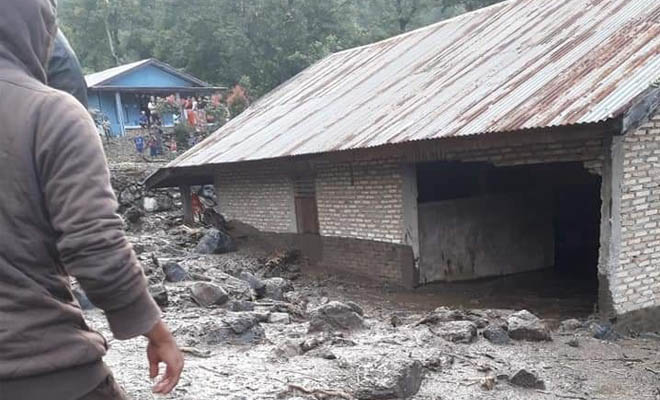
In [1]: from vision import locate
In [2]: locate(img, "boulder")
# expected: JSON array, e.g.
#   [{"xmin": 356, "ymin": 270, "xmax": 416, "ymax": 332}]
[
  {"xmin": 239, "ymin": 271, "xmax": 266, "ymax": 297},
  {"xmin": 422, "ymin": 352, "xmax": 454, "ymax": 372},
  {"xmin": 308, "ymin": 301, "xmax": 366, "ymax": 333},
  {"xmin": 483, "ymin": 325, "xmax": 510, "ymax": 345},
  {"xmin": 354, "ymin": 358, "xmax": 424, "ymax": 399},
  {"xmin": 149, "ymin": 285, "xmax": 169, "ymax": 307},
  {"xmin": 212, "ymin": 272, "xmax": 253, "ymax": 301},
  {"xmin": 191, "ymin": 282, "xmax": 229, "ymax": 307},
  {"xmin": 301, "ymin": 336, "xmax": 327, "ymax": 353},
  {"xmin": 273, "ymin": 340, "xmax": 303, "ymax": 359},
  {"xmin": 163, "ymin": 262, "xmax": 188, "ymax": 282},
  {"xmin": 124, "ymin": 207, "xmax": 143, "ymax": 223},
  {"xmin": 227, "ymin": 300, "xmax": 255, "ymax": 312},
  {"xmin": 143, "ymin": 197, "xmax": 158, "ymax": 212},
  {"xmin": 507, "ymin": 310, "xmax": 551, "ymax": 342},
  {"xmin": 306, "ymin": 348, "xmax": 337, "ymax": 360},
  {"xmin": 199, "ymin": 314, "xmax": 265, "ymax": 345},
  {"xmin": 263, "ymin": 277, "xmax": 294, "ymax": 301},
  {"xmin": 436, "ymin": 321, "xmax": 477, "ymax": 344},
  {"xmin": 589, "ymin": 322, "xmax": 619, "ymax": 340},
  {"xmin": 195, "ymin": 229, "xmax": 236, "ymax": 255},
  {"xmin": 119, "ymin": 188, "xmax": 139, "ymax": 206},
  {"xmin": 268, "ymin": 312, "xmax": 291, "ymax": 324},
  {"xmin": 346, "ymin": 301, "xmax": 365, "ymax": 316},
  {"xmin": 155, "ymin": 194, "xmax": 174, "ymax": 211},
  {"xmin": 226, "ymin": 313, "xmax": 260, "ymax": 334},
  {"xmin": 560, "ymin": 318, "xmax": 582, "ymax": 331},
  {"xmin": 73, "ymin": 288, "xmax": 95, "ymax": 310},
  {"xmin": 509, "ymin": 369, "xmax": 545, "ymax": 389}
]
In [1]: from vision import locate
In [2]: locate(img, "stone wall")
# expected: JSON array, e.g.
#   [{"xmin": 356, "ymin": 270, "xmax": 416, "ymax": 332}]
[
  {"xmin": 264, "ymin": 233, "xmax": 417, "ymax": 287},
  {"xmin": 315, "ymin": 161, "xmax": 406, "ymax": 243},
  {"xmin": 438, "ymin": 136, "xmax": 605, "ymax": 171},
  {"xmin": 215, "ymin": 168, "xmax": 297, "ymax": 233},
  {"xmin": 614, "ymin": 111, "xmax": 660, "ymax": 314},
  {"xmin": 418, "ymin": 191, "xmax": 555, "ymax": 283}
]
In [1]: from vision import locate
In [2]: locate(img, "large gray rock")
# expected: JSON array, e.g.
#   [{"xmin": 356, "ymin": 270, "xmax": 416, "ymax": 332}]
[
  {"xmin": 191, "ymin": 282, "xmax": 229, "ymax": 307},
  {"xmin": 263, "ymin": 277, "xmax": 293, "ymax": 301},
  {"xmin": 509, "ymin": 369, "xmax": 545, "ymax": 389},
  {"xmin": 273, "ymin": 340, "xmax": 303, "ymax": 359},
  {"xmin": 124, "ymin": 206, "xmax": 143, "ymax": 223},
  {"xmin": 239, "ymin": 271, "xmax": 266, "ymax": 297},
  {"xmin": 119, "ymin": 188, "xmax": 139, "ymax": 206},
  {"xmin": 195, "ymin": 229, "xmax": 236, "ymax": 254},
  {"xmin": 560, "ymin": 318, "xmax": 582, "ymax": 332},
  {"xmin": 436, "ymin": 321, "xmax": 477, "ymax": 343},
  {"xmin": 354, "ymin": 358, "xmax": 424, "ymax": 399},
  {"xmin": 197, "ymin": 314, "xmax": 265, "ymax": 345},
  {"xmin": 346, "ymin": 301, "xmax": 365, "ymax": 316},
  {"xmin": 268, "ymin": 312, "xmax": 291, "ymax": 324},
  {"xmin": 308, "ymin": 301, "xmax": 366, "ymax": 333},
  {"xmin": 143, "ymin": 197, "xmax": 158, "ymax": 212},
  {"xmin": 483, "ymin": 325, "xmax": 510, "ymax": 345},
  {"xmin": 163, "ymin": 262, "xmax": 188, "ymax": 282},
  {"xmin": 227, "ymin": 300, "xmax": 255, "ymax": 312},
  {"xmin": 149, "ymin": 285, "xmax": 169, "ymax": 307},
  {"xmin": 589, "ymin": 321, "xmax": 618, "ymax": 340},
  {"xmin": 507, "ymin": 310, "xmax": 551, "ymax": 342},
  {"xmin": 143, "ymin": 194, "xmax": 174, "ymax": 212}
]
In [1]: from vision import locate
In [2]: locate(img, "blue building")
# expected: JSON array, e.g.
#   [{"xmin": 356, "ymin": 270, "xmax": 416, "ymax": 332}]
[{"xmin": 86, "ymin": 58, "xmax": 223, "ymax": 136}]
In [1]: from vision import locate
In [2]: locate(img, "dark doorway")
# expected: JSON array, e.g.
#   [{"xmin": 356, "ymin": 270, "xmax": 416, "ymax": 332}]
[
  {"xmin": 294, "ymin": 176, "xmax": 319, "ymax": 234},
  {"xmin": 415, "ymin": 161, "xmax": 601, "ymax": 311}
]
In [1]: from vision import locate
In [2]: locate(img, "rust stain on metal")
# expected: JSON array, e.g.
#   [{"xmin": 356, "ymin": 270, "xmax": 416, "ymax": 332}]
[{"xmin": 165, "ymin": 0, "xmax": 660, "ymax": 169}]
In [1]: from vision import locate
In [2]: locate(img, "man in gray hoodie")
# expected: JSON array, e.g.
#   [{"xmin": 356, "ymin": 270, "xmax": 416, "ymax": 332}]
[{"xmin": 0, "ymin": 0, "xmax": 184, "ymax": 399}]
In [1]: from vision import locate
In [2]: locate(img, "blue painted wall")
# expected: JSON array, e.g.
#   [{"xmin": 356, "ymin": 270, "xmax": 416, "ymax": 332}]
[
  {"xmin": 106, "ymin": 64, "xmax": 193, "ymax": 88},
  {"xmin": 89, "ymin": 91, "xmax": 122, "ymax": 135},
  {"xmin": 87, "ymin": 63, "xmax": 202, "ymax": 136}
]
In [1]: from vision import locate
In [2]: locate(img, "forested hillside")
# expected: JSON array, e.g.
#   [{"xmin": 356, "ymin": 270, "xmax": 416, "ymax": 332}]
[{"xmin": 59, "ymin": 0, "xmax": 502, "ymax": 98}]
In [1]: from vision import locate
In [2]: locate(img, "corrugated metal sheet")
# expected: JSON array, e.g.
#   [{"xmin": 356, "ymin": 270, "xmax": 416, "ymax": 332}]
[{"xmin": 171, "ymin": 0, "xmax": 660, "ymax": 168}]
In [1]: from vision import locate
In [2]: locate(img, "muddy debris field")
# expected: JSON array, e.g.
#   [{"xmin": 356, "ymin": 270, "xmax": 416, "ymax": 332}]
[{"xmin": 80, "ymin": 157, "xmax": 660, "ymax": 400}]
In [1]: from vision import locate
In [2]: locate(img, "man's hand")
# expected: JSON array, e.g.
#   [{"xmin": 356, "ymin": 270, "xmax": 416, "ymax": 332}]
[{"xmin": 145, "ymin": 320, "xmax": 184, "ymax": 394}]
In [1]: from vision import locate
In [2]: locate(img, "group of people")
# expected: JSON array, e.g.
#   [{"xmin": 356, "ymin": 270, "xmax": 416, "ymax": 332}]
[
  {"xmin": 133, "ymin": 129, "xmax": 178, "ymax": 158},
  {"xmin": 139, "ymin": 96, "xmax": 162, "ymax": 129}
]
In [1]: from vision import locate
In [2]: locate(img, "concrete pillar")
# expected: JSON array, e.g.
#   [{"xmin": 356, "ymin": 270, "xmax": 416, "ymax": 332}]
[
  {"xmin": 114, "ymin": 92, "xmax": 125, "ymax": 136},
  {"xmin": 180, "ymin": 185, "xmax": 194, "ymax": 226},
  {"xmin": 401, "ymin": 164, "xmax": 420, "ymax": 264},
  {"xmin": 175, "ymin": 93, "xmax": 183, "ymax": 124},
  {"xmin": 598, "ymin": 135, "xmax": 624, "ymax": 319}
]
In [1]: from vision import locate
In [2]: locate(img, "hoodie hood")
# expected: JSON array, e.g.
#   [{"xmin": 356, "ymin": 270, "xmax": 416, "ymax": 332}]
[{"xmin": 0, "ymin": 0, "xmax": 58, "ymax": 83}]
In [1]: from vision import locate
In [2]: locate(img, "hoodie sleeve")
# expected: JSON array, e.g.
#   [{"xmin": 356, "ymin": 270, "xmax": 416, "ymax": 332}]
[{"xmin": 34, "ymin": 92, "xmax": 160, "ymax": 340}]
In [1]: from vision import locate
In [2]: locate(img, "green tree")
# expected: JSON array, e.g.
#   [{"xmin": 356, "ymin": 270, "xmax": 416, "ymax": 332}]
[{"xmin": 58, "ymin": 0, "xmax": 503, "ymax": 98}]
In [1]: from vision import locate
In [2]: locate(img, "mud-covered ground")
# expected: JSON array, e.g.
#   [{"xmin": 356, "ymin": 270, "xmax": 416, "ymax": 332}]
[{"xmin": 90, "ymin": 152, "xmax": 660, "ymax": 400}]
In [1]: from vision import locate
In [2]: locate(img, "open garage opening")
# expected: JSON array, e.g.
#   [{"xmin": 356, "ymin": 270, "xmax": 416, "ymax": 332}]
[{"xmin": 415, "ymin": 161, "xmax": 601, "ymax": 315}]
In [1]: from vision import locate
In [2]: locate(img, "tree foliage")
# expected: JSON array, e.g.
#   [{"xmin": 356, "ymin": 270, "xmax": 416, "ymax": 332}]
[{"xmin": 58, "ymin": 0, "xmax": 503, "ymax": 98}]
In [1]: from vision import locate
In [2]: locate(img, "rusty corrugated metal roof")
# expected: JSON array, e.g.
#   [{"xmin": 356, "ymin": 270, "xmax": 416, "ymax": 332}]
[{"xmin": 170, "ymin": 0, "xmax": 660, "ymax": 168}]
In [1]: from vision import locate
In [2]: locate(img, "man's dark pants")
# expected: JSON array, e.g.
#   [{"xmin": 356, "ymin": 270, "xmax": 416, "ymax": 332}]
[{"xmin": 77, "ymin": 375, "xmax": 129, "ymax": 400}]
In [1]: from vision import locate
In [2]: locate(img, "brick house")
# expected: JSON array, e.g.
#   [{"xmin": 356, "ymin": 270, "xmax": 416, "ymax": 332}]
[{"xmin": 148, "ymin": 0, "xmax": 660, "ymax": 327}]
